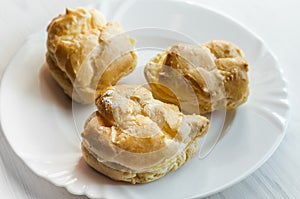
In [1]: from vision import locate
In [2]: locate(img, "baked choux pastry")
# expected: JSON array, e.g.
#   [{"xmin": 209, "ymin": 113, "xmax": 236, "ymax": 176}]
[
  {"xmin": 144, "ymin": 40, "xmax": 249, "ymax": 114},
  {"xmin": 46, "ymin": 8, "xmax": 137, "ymax": 104},
  {"xmin": 81, "ymin": 85, "xmax": 209, "ymax": 184}
]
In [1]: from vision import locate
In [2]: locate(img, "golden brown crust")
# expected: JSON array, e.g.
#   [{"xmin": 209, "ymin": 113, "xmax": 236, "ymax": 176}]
[
  {"xmin": 46, "ymin": 52, "xmax": 74, "ymax": 99},
  {"xmin": 90, "ymin": 85, "xmax": 209, "ymax": 153},
  {"xmin": 81, "ymin": 135, "xmax": 201, "ymax": 184},
  {"xmin": 46, "ymin": 8, "xmax": 137, "ymax": 104},
  {"xmin": 81, "ymin": 85, "xmax": 210, "ymax": 184},
  {"xmin": 144, "ymin": 40, "xmax": 249, "ymax": 114},
  {"xmin": 203, "ymin": 40, "xmax": 245, "ymax": 59},
  {"xmin": 204, "ymin": 40, "xmax": 249, "ymax": 109}
]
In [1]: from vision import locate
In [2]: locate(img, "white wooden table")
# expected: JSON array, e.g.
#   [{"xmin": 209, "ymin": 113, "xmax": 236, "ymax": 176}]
[{"xmin": 1, "ymin": 0, "xmax": 299, "ymax": 198}]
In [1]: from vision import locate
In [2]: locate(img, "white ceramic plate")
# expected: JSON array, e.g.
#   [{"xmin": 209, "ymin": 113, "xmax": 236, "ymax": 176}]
[{"xmin": 0, "ymin": 0, "xmax": 289, "ymax": 198}]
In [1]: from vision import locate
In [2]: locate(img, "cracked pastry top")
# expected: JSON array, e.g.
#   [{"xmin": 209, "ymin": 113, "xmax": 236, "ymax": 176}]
[
  {"xmin": 81, "ymin": 85, "xmax": 210, "ymax": 184},
  {"xmin": 46, "ymin": 8, "xmax": 137, "ymax": 104},
  {"xmin": 144, "ymin": 40, "xmax": 249, "ymax": 114}
]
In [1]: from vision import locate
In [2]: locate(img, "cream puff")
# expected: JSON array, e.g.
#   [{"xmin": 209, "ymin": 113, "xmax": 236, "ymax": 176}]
[
  {"xmin": 144, "ymin": 40, "xmax": 249, "ymax": 114},
  {"xmin": 46, "ymin": 8, "xmax": 137, "ymax": 104},
  {"xmin": 81, "ymin": 85, "xmax": 209, "ymax": 184}
]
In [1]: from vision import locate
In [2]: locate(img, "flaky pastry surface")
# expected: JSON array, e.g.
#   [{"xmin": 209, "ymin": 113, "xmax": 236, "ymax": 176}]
[
  {"xmin": 46, "ymin": 8, "xmax": 137, "ymax": 103},
  {"xmin": 144, "ymin": 40, "xmax": 249, "ymax": 114},
  {"xmin": 81, "ymin": 85, "xmax": 209, "ymax": 183}
]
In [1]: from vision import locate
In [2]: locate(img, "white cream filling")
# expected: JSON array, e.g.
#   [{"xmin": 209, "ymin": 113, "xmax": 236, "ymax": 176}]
[
  {"xmin": 82, "ymin": 135, "xmax": 186, "ymax": 172},
  {"xmin": 82, "ymin": 112, "xmax": 206, "ymax": 172}
]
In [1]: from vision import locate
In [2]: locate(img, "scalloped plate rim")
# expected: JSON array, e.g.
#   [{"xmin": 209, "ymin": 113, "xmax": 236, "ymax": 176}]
[{"xmin": 0, "ymin": 0, "xmax": 290, "ymax": 198}]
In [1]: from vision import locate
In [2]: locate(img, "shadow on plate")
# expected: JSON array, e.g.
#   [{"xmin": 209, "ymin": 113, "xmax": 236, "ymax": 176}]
[
  {"xmin": 220, "ymin": 109, "xmax": 236, "ymax": 140},
  {"xmin": 38, "ymin": 64, "xmax": 72, "ymax": 110}
]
